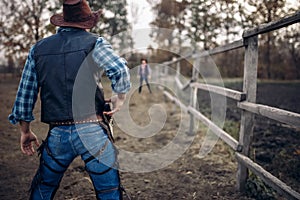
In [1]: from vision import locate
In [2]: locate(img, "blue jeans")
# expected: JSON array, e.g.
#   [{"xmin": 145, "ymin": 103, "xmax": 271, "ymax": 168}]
[
  {"xmin": 138, "ymin": 76, "xmax": 152, "ymax": 93},
  {"xmin": 30, "ymin": 123, "xmax": 121, "ymax": 200}
]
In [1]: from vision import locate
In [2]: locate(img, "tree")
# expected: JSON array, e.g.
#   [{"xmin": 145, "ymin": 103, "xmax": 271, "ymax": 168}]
[
  {"xmin": 246, "ymin": 0, "xmax": 289, "ymax": 79},
  {"xmin": 88, "ymin": 0, "xmax": 133, "ymax": 53},
  {"xmin": 215, "ymin": 0, "xmax": 248, "ymax": 44},
  {"xmin": 149, "ymin": 0, "xmax": 190, "ymax": 61},
  {"xmin": 187, "ymin": 0, "xmax": 221, "ymax": 51},
  {"xmin": 277, "ymin": 24, "xmax": 300, "ymax": 79},
  {"xmin": 213, "ymin": 0, "xmax": 248, "ymax": 78},
  {"xmin": 0, "ymin": 0, "xmax": 133, "ymax": 68},
  {"xmin": 0, "ymin": 0, "xmax": 55, "ymax": 68}
]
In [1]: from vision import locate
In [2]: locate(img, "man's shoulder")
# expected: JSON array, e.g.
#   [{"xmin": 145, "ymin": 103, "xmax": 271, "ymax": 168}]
[
  {"xmin": 36, "ymin": 33, "xmax": 59, "ymax": 46},
  {"xmin": 88, "ymin": 31, "xmax": 100, "ymax": 38}
]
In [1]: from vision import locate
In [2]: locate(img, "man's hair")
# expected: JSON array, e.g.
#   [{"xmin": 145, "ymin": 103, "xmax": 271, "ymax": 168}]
[{"xmin": 140, "ymin": 58, "xmax": 148, "ymax": 63}]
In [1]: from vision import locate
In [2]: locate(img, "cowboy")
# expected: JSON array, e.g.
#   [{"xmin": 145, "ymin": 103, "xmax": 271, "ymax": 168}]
[
  {"xmin": 138, "ymin": 58, "xmax": 152, "ymax": 93},
  {"xmin": 8, "ymin": 0, "xmax": 131, "ymax": 199}
]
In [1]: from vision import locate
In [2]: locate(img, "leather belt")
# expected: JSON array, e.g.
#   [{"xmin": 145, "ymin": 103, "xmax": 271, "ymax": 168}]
[
  {"xmin": 49, "ymin": 115, "xmax": 103, "ymax": 126},
  {"xmin": 48, "ymin": 115, "xmax": 115, "ymax": 143}
]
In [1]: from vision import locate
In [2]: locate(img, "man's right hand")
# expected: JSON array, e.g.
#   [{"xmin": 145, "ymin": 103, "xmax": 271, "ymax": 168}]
[{"xmin": 103, "ymin": 93, "xmax": 126, "ymax": 116}]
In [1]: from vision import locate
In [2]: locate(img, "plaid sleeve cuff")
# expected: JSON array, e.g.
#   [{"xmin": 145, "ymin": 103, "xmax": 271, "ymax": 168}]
[{"xmin": 8, "ymin": 112, "xmax": 35, "ymax": 125}]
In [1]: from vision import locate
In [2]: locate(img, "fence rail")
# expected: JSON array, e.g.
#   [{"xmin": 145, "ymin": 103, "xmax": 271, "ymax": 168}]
[
  {"xmin": 235, "ymin": 153, "xmax": 300, "ymax": 200},
  {"xmin": 187, "ymin": 106, "xmax": 240, "ymax": 151},
  {"xmin": 190, "ymin": 82, "xmax": 246, "ymax": 101},
  {"xmin": 192, "ymin": 39, "xmax": 244, "ymax": 58},
  {"xmin": 156, "ymin": 10, "xmax": 300, "ymax": 200},
  {"xmin": 238, "ymin": 102, "xmax": 300, "ymax": 128},
  {"xmin": 243, "ymin": 11, "xmax": 300, "ymax": 38}
]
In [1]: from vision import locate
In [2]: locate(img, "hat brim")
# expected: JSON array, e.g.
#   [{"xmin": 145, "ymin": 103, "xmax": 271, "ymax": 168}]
[{"xmin": 50, "ymin": 10, "xmax": 102, "ymax": 29}]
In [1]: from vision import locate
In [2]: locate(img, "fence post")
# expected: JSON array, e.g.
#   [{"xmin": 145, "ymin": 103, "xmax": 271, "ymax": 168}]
[
  {"xmin": 172, "ymin": 62, "xmax": 181, "ymax": 113},
  {"xmin": 155, "ymin": 65, "xmax": 160, "ymax": 85},
  {"xmin": 188, "ymin": 57, "xmax": 200, "ymax": 135},
  {"xmin": 237, "ymin": 36, "xmax": 258, "ymax": 192},
  {"xmin": 163, "ymin": 64, "xmax": 169, "ymax": 88},
  {"xmin": 176, "ymin": 62, "xmax": 180, "ymax": 78}
]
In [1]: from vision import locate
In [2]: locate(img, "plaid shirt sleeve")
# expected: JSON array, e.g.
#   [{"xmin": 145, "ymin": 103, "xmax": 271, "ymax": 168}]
[
  {"xmin": 8, "ymin": 46, "xmax": 38, "ymax": 125},
  {"xmin": 92, "ymin": 37, "xmax": 131, "ymax": 93}
]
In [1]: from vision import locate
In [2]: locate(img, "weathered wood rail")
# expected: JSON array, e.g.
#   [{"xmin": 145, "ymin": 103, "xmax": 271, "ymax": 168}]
[{"xmin": 155, "ymin": 11, "xmax": 300, "ymax": 200}]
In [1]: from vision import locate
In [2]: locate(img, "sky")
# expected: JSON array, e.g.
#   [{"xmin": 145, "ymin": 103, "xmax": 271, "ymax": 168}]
[
  {"xmin": 126, "ymin": 0, "xmax": 154, "ymax": 29},
  {"xmin": 126, "ymin": 0, "xmax": 156, "ymax": 52}
]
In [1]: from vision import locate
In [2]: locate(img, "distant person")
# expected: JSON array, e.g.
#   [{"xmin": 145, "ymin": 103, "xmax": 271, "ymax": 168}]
[
  {"xmin": 8, "ymin": 0, "xmax": 131, "ymax": 199},
  {"xmin": 138, "ymin": 58, "xmax": 152, "ymax": 93}
]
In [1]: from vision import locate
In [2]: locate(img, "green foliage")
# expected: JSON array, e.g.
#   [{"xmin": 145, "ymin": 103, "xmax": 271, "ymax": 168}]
[
  {"xmin": 272, "ymin": 148, "xmax": 300, "ymax": 184},
  {"xmin": 246, "ymin": 172, "xmax": 276, "ymax": 200},
  {"xmin": 223, "ymin": 120, "xmax": 240, "ymax": 140}
]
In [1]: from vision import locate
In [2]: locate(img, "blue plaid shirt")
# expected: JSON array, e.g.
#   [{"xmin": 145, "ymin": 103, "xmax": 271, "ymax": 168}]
[{"xmin": 9, "ymin": 27, "xmax": 131, "ymax": 124}]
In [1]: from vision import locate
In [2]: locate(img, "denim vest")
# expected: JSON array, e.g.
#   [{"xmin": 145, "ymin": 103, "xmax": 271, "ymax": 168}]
[
  {"xmin": 138, "ymin": 64, "xmax": 150, "ymax": 77},
  {"xmin": 34, "ymin": 29, "xmax": 104, "ymax": 123}
]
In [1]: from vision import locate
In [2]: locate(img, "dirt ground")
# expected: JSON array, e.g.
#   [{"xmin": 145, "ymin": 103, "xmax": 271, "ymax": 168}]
[{"xmin": 0, "ymin": 76, "xmax": 259, "ymax": 200}]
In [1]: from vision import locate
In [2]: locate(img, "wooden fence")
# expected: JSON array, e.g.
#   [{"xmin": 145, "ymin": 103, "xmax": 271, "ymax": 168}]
[{"xmin": 155, "ymin": 11, "xmax": 300, "ymax": 200}]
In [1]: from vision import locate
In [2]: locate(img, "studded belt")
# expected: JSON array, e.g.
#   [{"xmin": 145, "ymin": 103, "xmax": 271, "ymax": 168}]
[{"xmin": 49, "ymin": 115, "xmax": 103, "ymax": 126}]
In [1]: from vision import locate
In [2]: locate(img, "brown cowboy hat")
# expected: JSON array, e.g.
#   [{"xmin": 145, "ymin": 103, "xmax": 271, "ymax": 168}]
[{"xmin": 50, "ymin": 0, "xmax": 102, "ymax": 29}]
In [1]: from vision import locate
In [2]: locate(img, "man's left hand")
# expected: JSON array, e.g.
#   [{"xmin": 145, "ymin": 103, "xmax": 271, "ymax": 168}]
[{"xmin": 19, "ymin": 121, "xmax": 40, "ymax": 156}]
